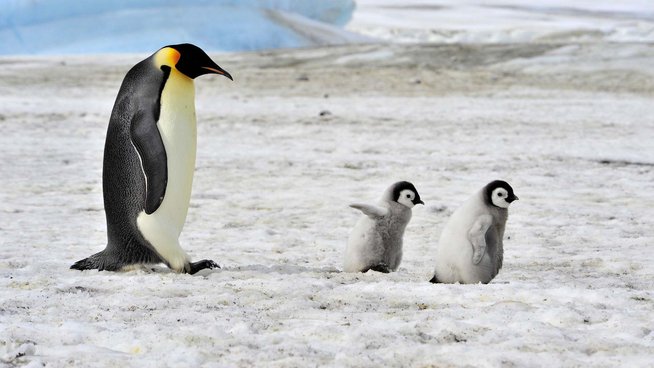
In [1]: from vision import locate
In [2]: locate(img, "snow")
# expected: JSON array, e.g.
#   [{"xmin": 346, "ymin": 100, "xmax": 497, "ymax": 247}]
[
  {"xmin": 0, "ymin": 0, "xmax": 359, "ymax": 55},
  {"xmin": 349, "ymin": 0, "xmax": 654, "ymax": 44},
  {"xmin": 2, "ymin": 1, "xmax": 654, "ymax": 367}
]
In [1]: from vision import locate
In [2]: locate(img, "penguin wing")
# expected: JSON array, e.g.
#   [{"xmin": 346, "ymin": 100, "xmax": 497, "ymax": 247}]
[
  {"xmin": 130, "ymin": 110, "xmax": 168, "ymax": 214},
  {"xmin": 350, "ymin": 203, "xmax": 388, "ymax": 219},
  {"xmin": 468, "ymin": 214, "xmax": 493, "ymax": 265}
]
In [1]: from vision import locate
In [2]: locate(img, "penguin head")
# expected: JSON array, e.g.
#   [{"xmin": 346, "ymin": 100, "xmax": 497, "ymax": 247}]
[
  {"xmin": 391, "ymin": 181, "xmax": 424, "ymax": 208},
  {"xmin": 484, "ymin": 180, "xmax": 518, "ymax": 209},
  {"xmin": 154, "ymin": 43, "xmax": 233, "ymax": 80}
]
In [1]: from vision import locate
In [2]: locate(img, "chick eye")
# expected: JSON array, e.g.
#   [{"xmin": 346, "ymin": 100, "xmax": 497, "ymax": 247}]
[
  {"xmin": 406, "ymin": 194, "xmax": 411, "ymax": 198},
  {"xmin": 498, "ymin": 193, "xmax": 504, "ymax": 197}
]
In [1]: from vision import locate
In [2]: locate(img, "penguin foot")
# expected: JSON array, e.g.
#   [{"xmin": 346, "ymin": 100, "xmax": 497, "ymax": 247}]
[
  {"xmin": 429, "ymin": 275, "xmax": 441, "ymax": 284},
  {"xmin": 365, "ymin": 263, "xmax": 390, "ymax": 274},
  {"xmin": 189, "ymin": 259, "xmax": 220, "ymax": 275}
]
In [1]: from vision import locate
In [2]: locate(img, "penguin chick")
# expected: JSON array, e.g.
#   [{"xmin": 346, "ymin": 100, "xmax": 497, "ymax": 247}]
[
  {"xmin": 344, "ymin": 181, "xmax": 424, "ymax": 273},
  {"xmin": 430, "ymin": 180, "xmax": 518, "ymax": 284},
  {"xmin": 71, "ymin": 44, "xmax": 232, "ymax": 274}
]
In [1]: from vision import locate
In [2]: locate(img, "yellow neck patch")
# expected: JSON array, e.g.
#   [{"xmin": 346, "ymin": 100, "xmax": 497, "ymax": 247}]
[{"xmin": 154, "ymin": 47, "xmax": 181, "ymax": 68}]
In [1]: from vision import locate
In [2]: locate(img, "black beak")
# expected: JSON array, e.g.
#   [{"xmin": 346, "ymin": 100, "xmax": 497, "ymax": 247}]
[
  {"xmin": 414, "ymin": 199, "xmax": 425, "ymax": 205},
  {"xmin": 202, "ymin": 65, "xmax": 233, "ymax": 81},
  {"xmin": 507, "ymin": 194, "xmax": 519, "ymax": 203}
]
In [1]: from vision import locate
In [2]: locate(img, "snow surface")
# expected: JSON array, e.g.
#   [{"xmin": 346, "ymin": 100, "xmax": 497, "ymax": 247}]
[
  {"xmin": 349, "ymin": 0, "xmax": 654, "ymax": 44},
  {"xmin": 0, "ymin": 0, "xmax": 360, "ymax": 55},
  {"xmin": 1, "ymin": 41, "xmax": 653, "ymax": 366},
  {"xmin": 2, "ymin": 1, "xmax": 654, "ymax": 367}
]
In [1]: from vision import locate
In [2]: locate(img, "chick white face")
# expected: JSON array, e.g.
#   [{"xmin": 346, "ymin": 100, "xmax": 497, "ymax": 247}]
[
  {"xmin": 491, "ymin": 187, "xmax": 512, "ymax": 209},
  {"xmin": 397, "ymin": 189, "xmax": 418, "ymax": 208},
  {"xmin": 390, "ymin": 181, "xmax": 424, "ymax": 208}
]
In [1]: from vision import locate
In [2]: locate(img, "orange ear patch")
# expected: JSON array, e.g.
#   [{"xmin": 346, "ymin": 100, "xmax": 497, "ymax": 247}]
[{"xmin": 154, "ymin": 47, "xmax": 181, "ymax": 67}]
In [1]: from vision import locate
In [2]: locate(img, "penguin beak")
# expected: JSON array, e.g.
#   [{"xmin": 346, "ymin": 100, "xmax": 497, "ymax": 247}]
[
  {"xmin": 414, "ymin": 199, "xmax": 425, "ymax": 205},
  {"xmin": 507, "ymin": 194, "xmax": 519, "ymax": 203},
  {"xmin": 202, "ymin": 66, "xmax": 233, "ymax": 81}
]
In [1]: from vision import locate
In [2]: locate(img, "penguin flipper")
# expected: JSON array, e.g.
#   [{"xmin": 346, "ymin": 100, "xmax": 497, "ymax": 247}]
[
  {"xmin": 429, "ymin": 275, "xmax": 441, "ymax": 283},
  {"xmin": 130, "ymin": 110, "xmax": 168, "ymax": 215},
  {"xmin": 468, "ymin": 214, "xmax": 493, "ymax": 265},
  {"xmin": 349, "ymin": 203, "xmax": 388, "ymax": 219}
]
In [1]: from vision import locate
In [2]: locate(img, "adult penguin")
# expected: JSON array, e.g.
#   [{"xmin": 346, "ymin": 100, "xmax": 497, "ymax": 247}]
[{"xmin": 71, "ymin": 44, "xmax": 232, "ymax": 274}]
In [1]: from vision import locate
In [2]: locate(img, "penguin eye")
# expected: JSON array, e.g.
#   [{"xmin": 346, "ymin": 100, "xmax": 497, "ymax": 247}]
[{"xmin": 498, "ymin": 193, "xmax": 504, "ymax": 197}]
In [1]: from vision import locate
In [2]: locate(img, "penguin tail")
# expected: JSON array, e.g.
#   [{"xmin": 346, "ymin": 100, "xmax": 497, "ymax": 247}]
[
  {"xmin": 70, "ymin": 251, "xmax": 105, "ymax": 271},
  {"xmin": 429, "ymin": 275, "xmax": 441, "ymax": 284},
  {"xmin": 70, "ymin": 257, "xmax": 98, "ymax": 271}
]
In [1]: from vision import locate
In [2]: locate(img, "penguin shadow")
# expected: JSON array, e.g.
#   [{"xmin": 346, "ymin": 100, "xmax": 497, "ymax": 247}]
[
  {"xmin": 120, "ymin": 264, "xmax": 341, "ymax": 277},
  {"xmin": 121, "ymin": 264, "xmax": 220, "ymax": 276},
  {"xmin": 222, "ymin": 264, "xmax": 341, "ymax": 275}
]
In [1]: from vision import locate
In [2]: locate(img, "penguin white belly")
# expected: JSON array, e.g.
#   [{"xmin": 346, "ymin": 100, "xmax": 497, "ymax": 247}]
[
  {"xmin": 137, "ymin": 69, "xmax": 196, "ymax": 271},
  {"xmin": 434, "ymin": 220, "xmax": 470, "ymax": 283},
  {"xmin": 435, "ymin": 199, "xmax": 494, "ymax": 283},
  {"xmin": 435, "ymin": 202, "xmax": 477, "ymax": 283}
]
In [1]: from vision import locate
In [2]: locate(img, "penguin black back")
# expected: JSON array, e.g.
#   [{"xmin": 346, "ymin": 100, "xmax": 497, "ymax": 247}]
[{"xmin": 75, "ymin": 55, "xmax": 171, "ymax": 271}]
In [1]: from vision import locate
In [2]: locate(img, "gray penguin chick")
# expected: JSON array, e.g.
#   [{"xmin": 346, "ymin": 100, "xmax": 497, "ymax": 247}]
[
  {"xmin": 344, "ymin": 181, "xmax": 424, "ymax": 273},
  {"xmin": 430, "ymin": 180, "xmax": 518, "ymax": 284}
]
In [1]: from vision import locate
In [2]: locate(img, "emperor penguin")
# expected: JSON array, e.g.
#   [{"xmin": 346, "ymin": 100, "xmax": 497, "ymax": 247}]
[
  {"xmin": 344, "ymin": 181, "xmax": 424, "ymax": 273},
  {"xmin": 71, "ymin": 43, "xmax": 232, "ymax": 274},
  {"xmin": 430, "ymin": 180, "xmax": 518, "ymax": 284}
]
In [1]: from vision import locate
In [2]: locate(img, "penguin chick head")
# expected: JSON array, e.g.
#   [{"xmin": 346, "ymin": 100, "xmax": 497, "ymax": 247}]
[
  {"xmin": 391, "ymin": 181, "xmax": 424, "ymax": 208},
  {"xmin": 155, "ymin": 43, "xmax": 233, "ymax": 80},
  {"xmin": 484, "ymin": 180, "xmax": 518, "ymax": 209}
]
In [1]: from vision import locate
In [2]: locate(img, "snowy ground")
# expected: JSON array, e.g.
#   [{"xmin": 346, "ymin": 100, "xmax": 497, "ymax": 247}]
[
  {"xmin": 349, "ymin": 0, "xmax": 654, "ymax": 44},
  {"xmin": 1, "ymin": 35, "xmax": 654, "ymax": 368}
]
